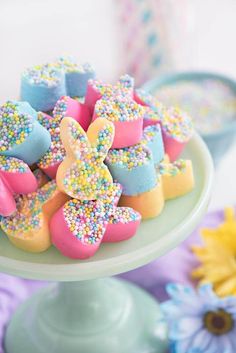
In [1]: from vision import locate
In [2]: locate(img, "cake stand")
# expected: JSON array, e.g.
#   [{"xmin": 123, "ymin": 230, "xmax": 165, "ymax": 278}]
[{"xmin": 0, "ymin": 133, "xmax": 214, "ymax": 353}]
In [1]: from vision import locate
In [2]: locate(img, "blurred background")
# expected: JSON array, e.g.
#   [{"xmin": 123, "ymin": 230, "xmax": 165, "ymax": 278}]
[{"xmin": 0, "ymin": 0, "xmax": 235, "ymax": 209}]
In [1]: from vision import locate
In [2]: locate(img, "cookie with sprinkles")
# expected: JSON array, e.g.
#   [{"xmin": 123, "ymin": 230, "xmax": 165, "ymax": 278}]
[
  {"xmin": 1, "ymin": 180, "xmax": 69, "ymax": 253},
  {"xmin": 93, "ymin": 96, "xmax": 144, "ymax": 148},
  {"xmin": 56, "ymin": 117, "xmax": 115, "ymax": 200},
  {"xmin": 37, "ymin": 97, "xmax": 91, "ymax": 178},
  {"xmin": 161, "ymin": 107, "xmax": 194, "ymax": 161},
  {"xmin": 85, "ymin": 74, "xmax": 134, "ymax": 111},
  {"xmin": 157, "ymin": 159, "xmax": 194, "ymax": 200},
  {"xmin": 53, "ymin": 57, "xmax": 95, "ymax": 97},
  {"xmin": 0, "ymin": 100, "xmax": 51, "ymax": 165},
  {"xmin": 106, "ymin": 144, "xmax": 157, "ymax": 196},
  {"xmin": 50, "ymin": 198, "xmax": 108, "ymax": 259}
]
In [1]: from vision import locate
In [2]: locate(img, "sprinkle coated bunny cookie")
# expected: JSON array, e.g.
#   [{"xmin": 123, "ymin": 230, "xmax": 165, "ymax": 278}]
[
  {"xmin": 21, "ymin": 57, "xmax": 95, "ymax": 112},
  {"xmin": 1, "ymin": 180, "xmax": 69, "ymax": 253},
  {"xmin": 0, "ymin": 101, "xmax": 51, "ymax": 165},
  {"xmin": 56, "ymin": 117, "xmax": 115, "ymax": 200},
  {"xmin": 0, "ymin": 155, "xmax": 38, "ymax": 216}
]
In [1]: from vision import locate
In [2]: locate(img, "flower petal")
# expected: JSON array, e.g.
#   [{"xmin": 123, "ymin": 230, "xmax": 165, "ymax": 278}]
[
  {"xmin": 183, "ymin": 329, "xmax": 212, "ymax": 353},
  {"xmin": 169, "ymin": 316, "xmax": 202, "ymax": 340},
  {"xmin": 166, "ymin": 283, "xmax": 197, "ymax": 303},
  {"xmin": 174, "ymin": 338, "xmax": 192, "ymax": 353}
]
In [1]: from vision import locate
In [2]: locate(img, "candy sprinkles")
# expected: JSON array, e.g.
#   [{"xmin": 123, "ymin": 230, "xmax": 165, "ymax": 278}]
[
  {"xmin": 37, "ymin": 111, "xmax": 65, "ymax": 169},
  {"xmin": 155, "ymin": 79, "xmax": 236, "ymax": 134},
  {"xmin": 162, "ymin": 107, "xmax": 193, "ymax": 142},
  {"xmin": 53, "ymin": 57, "xmax": 94, "ymax": 74},
  {"xmin": 135, "ymin": 88, "xmax": 165, "ymax": 116},
  {"xmin": 157, "ymin": 159, "xmax": 187, "ymax": 176},
  {"xmin": 0, "ymin": 101, "xmax": 33, "ymax": 152},
  {"xmin": 63, "ymin": 199, "xmax": 108, "ymax": 244},
  {"xmin": 95, "ymin": 97, "xmax": 144, "ymax": 122},
  {"xmin": 0, "ymin": 155, "xmax": 29, "ymax": 173},
  {"xmin": 22, "ymin": 63, "xmax": 61, "ymax": 86},
  {"xmin": 109, "ymin": 207, "xmax": 141, "ymax": 225},
  {"xmin": 106, "ymin": 145, "xmax": 152, "ymax": 170},
  {"xmin": 1, "ymin": 181, "xmax": 57, "ymax": 235}
]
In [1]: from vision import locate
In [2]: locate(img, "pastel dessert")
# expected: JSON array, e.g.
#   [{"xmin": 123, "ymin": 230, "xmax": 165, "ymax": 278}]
[
  {"xmin": 119, "ymin": 176, "xmax": 164, "ymax": 219},
  {"xmin": 106, "ymin": 144, "xmax": 156, "ymax": 195},
  {"xmin": 102, "ymin": 207, "xmax": 141, "ymax": 242},
  {"xmin": 141, "ymin": 124, "xmax": 164, "ymax": 165},
  {"xmin": 21, "ymin": 57, "xmax": 95, "ymax": 111},
  {"xmin": 21, "ymin": 63, "xmax": 66, "ymax": 112},
  {"xmin": 37, "ymin": 97, "xmax": 91, "ymax": 178},
  {"xmin": 100, "ymin": 182, "xmax": 141, "ymax": 243},
  {"xmin": 50, "ymin": 199, "xmax": 109, "ymax": 259},
  {"xmin": 53, "ymin": 57, "xmax": 95, "ymax": 98},
  {"xmin": 93, "ymin": 96, "xmax": 144, "ymax": 148},
  {"xmin": 0, "ymin": 155, "xmax": 38, "ymax": 216},
  {"xmin": 0, "ymin": 180, "xmax": 69, "ymax": 253},
  {"xmin": 134, "ymin": 88, "xmax": 165, "ymax": 127},
  {"xmin": 56, "ymin": 117, "xmax": 115, "ymax": 200},
  {"xmin": 157, "ymin": 159, "xmax": 194, "ymax": 200},
  {"xmin": 161, "ymin": 107, "xmax": 193, "ymax": 162},
  {"xmin": 0, "ymin": 101, "xmax": 51, "ymax": 165},
  {"xmin": 50, "ymin": 182, "xmax": 141, "ymax": 259},
  {"xmin": 85, "ymin": 74, "xmax": 134, "ymax": 112},
  {"xmin": 53, "ymin": 96, "xmax": 91, "ymax": 131}
]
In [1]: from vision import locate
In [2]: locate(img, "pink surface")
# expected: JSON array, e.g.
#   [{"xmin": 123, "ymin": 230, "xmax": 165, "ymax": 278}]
[
  {"xmin": 63, "ymin": 97, "xmax": 92, "ymax": 131},
  {"xmin": 92, "ymin": 114, "xmax": 143, "ymax": 148},
  {"xmin": 103, "ymin": 217, "xmax": 141, "ymax": 242},
  {"xmin": 39, "ymin": 162, "xmax": 60, "ymax": 179},
  {"xmin": 162, "ymin": 132, "xmax": 186, "ymax": 162},
  {"xmin": 0, "ymin": 170, "xmax": 38, "ymax": 217},
  {"xmin": 0, "ymin": 177, "xmax": 16, "ymax": 217},
  {"xmin": 50, "ymin": 207, "xmax": 105, "ymax": 259}
]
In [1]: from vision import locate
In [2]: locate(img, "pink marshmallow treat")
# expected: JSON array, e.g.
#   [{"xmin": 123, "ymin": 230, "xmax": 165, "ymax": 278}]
[
  {"xmin": 0, "ymin": 155, "xmax": 38, "ymax": 216},
  {"xmin": 93, "ymin": 96, "xmax": 144, "ymax": 148}
]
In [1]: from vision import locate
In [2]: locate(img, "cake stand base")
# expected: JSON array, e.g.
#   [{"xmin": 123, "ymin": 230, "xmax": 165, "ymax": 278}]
[{"xmin": 4, "ymin": 278, "xmax": 168, "ymax": 353}]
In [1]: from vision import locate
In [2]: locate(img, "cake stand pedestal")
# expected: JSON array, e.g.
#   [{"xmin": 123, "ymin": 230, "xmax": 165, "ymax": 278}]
[{"xmin": 0, "ymin": 134, "xmax": 214, "ymax": 353}]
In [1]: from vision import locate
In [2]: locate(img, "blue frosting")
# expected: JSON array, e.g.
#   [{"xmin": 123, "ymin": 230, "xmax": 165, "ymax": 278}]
[
  {"xmin": 106, "ymin": 146, "xmax": 157, "ymax": 195},
  {"xmin": 20, "ymin": 59, "xmax": 95, "ymax": 112},
  {"xmin": 142, "ymin": 124, "xmax": 164, "ymax": 165},
  {"xmin": 21, "ymin": 71, "xmax": 66, "ymax": 112},
  {"xmin": 0, "ymin": 101, "xmax": 51, "ymax": 165},
  {"xmin": 1, "ymin": 120, "xmax": 51, "ymax": 165},
  {"xmin": 65, "ymin": 67, "xmax": 95, "ymax": 97}
]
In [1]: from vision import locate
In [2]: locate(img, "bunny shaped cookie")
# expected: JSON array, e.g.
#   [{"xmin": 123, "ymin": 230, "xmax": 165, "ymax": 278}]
[{"xmin": 56, "ymin": 117, "xmax": 115, "ymax": 200}]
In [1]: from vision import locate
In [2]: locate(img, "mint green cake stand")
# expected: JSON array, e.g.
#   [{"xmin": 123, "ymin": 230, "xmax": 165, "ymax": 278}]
[{"xmin": 0, "ymin": 133, "xmax": 213, "ymax": 353}]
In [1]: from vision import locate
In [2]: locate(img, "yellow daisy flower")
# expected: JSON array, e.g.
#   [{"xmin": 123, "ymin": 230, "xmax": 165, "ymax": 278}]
[{"xmin": 192, "ymin": 207, "xmax": 236, "ymax": 297}]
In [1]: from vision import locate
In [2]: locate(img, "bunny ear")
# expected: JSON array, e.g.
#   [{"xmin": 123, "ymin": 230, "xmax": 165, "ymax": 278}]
[
  {"xmin": 87, "ymin": 118, "xmax": 114, "ymax": 160},
  {"xmin": 60, "ymin": 117, "xmax": 89, "ymax": 158}
]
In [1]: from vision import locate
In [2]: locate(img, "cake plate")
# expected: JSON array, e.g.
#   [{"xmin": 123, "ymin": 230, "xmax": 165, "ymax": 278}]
[{"xmin": 0, "ymin": 133, "xmax": 214, "ymax": 353}]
